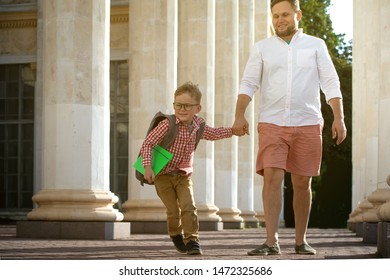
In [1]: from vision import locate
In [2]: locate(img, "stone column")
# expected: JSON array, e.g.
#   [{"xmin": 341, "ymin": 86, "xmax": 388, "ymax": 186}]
[
  {"xmin": 372, "ymin": 0, "xmax": 390, "ymax": 256},
  {"xmin": 352, "ymin": 0, "xmax": 384, "ymax": 207},
  {"xmin": 178, "ymin": 0, "xmax": 222, "ymax": 230},
  {"xmin": 237, "ymin": 0, "xmax": 258, "ymax": 228},
  {"xmin": 349, "ymin": 0, "xmax": 367, "ymax": 235},
  {"xmin": 350, "ymin": 0, "xmax": 390, "ymax": 250},
  {"xmin": 352, "ymin": 0, "xmax": 380, "ymax": 211},
  {"xmin": 34, "ymin": 0, "xmax": 43, "ymax": 200},
  {"xmin": 376, "ymin": 1, "xmax": 390, "ymax": 191},
  {"xmin": 214, "ymin": 0, "xmax": 242, "ymax": 229},
  {"xmin": 20, "ymin": 0, "xmax": 127, "ymax": 239},
  {"xmin": 122, "ymin": 0, "xmax": 178, "ymax": 233},
  {"xmin": 351, "ymin": 0, "xmax": 390, "ymax": 234}
]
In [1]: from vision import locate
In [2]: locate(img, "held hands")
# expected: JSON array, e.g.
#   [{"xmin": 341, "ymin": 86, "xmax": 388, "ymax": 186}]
[
  {"xmin": 143, "ymin": 165, "xmax": 155, "ymax": 184},
  {"xmin": 232, "ymin": 116, "xmax": 250, "ymax": 136}
]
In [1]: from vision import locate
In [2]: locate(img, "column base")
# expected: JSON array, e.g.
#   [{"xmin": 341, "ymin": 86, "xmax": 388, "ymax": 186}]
[
  {"xmin": 255, "ymin": 212, "xmax": 265, "ymax": 227},
  {"xmin": 347, "ymin": 222, "xmax": 356, "ymax": 232},
  {"xmin": 240, "ymin": 210, "xmax": 260, "ymax": 229},
  {"xmin": 199, "ymin": 221, "xmax": 223, "ymax": 231},
  {"xmin": 16, "ymin": 221, "xmax": 130, "ymax": 240},
  {"xmin": 197, "ymin": 204, "xmax": 222, "ymax": 222},
  {"xmin": 355, "ymin": 222, "xmax": 364, "ymax": 237},
  {"xmin": 378, "ymin": 222, "xmax": 390, "ymax": 257},
  {"xmin": 130, "ymin": 221, "xmax": 167, "ymax": 234},
  {"xmin": 128, "ymin": 220, "xmax": 224, "ymax": 233},
  {"xmin": 244, "ymin": 221, "xmax": 260, "ymax": 228},
  {"xmin": 197, "ymin": 204, "xmax": 223, "ymax": 231},
  {"xmin": 129, "ymin": 220, "xmax": 223, "ymax": 233},
  {"xmin": 223, "ymin": 221, "xmax": 244, "ymax": 229},
  {"xmin": 27, "ymin": 189, "xmax": 123, "ymax": 221},
  {"xmin": 122, "ymin": 199, "xmax": 167, "ymax": 222},
  {"xmin": 217, "ymin": 208, "xmax": 244, "ymax": 229},
  {"xmin": 363, "ymin": 222, "xmax": 377, "ymax": 244}
]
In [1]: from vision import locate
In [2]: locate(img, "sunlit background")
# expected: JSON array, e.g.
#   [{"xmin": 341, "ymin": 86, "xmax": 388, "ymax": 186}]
[{"xmin": 329, "ymin": 0, "xmax": 353, "ymax": 43}]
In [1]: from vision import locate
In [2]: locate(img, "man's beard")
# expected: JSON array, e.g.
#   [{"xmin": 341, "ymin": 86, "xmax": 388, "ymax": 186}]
[{"xmin": 275, "ymin": 25, "xmax": 297, "ymax": 38}]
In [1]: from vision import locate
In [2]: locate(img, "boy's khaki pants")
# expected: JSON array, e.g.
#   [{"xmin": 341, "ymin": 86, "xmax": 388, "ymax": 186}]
[{"xmin": 154, "ymin": 174, "xmax": 199, "ymax": 243}]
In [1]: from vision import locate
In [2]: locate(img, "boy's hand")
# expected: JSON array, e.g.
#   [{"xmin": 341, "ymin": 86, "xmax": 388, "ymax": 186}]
[
  {"xmin": 232, "ymin": 126, "xmax": 247, "ymax": 136},
  {"xmin": 143, "ymin": 165, "xmax": 155, "ymax": 184}
]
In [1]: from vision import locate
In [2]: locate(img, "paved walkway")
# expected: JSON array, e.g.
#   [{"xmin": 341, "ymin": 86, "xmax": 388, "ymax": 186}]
[{"xmin": 0, "ymin": 225, "xmax": 380, "ymax": 260}]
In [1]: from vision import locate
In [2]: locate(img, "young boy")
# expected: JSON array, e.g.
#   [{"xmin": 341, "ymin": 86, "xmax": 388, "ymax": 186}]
[{"xmin": 140, "ymin": 81, "xmax": 237, "ymax": 255}]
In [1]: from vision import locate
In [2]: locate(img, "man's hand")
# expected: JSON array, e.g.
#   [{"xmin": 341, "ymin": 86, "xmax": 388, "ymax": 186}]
[
  {"xmin": 332, "ymin": 119, "xmax": 347, "ymax": 145},
  {"xmin": 233, "ymin": 116, "xmax": 250, "ymax": 136},
  {"xmin": 328, "ymin": 97, "xmax": 347, "ymax": 145},
  {"xmin": 233, "ymin": 94, "xmax": 251, "ymax": 136}
]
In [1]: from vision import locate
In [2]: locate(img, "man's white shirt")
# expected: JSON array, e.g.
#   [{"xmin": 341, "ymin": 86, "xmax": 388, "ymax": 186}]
[{"xmin": 239, "ymin": 29, "xmax": 342, "ymax": 127}]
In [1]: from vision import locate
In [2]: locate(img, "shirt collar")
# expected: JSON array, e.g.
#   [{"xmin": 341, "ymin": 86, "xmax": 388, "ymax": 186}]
[
  {"xmin": 275, "ymin": 28, "xmax": 304, "ymax": 44},
  {"xmin": 293, "ymin": 28, "xmax": 304, "ymax": 39},
  {"xmin": 175, "ymin": 115, "xmax": 204, "ymax": 129}
]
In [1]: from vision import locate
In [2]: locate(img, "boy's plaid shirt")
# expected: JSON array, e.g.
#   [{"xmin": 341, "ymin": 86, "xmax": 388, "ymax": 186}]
[{"xmin": 140, "ymin": 115, "xmax": 233, "ymax": 176}]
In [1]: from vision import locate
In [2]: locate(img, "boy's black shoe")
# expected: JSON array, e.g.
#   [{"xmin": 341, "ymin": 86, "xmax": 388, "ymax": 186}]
[
  {"xmin": 186, "ymin": 240, "xmax": 203, "ymax": 255},
  {"xmin": 171, "ymin": 234, "xmax": 187, "ymax": 253}
]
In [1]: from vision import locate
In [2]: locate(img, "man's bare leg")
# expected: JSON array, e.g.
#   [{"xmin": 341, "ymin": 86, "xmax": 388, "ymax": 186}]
[
  {"xmin": 291, "ymin": 174, "xmax": 312, "ymax": 246},
  {"xmin": 262, "ymin": 167, "xmax": 285, "ymax": 245}
]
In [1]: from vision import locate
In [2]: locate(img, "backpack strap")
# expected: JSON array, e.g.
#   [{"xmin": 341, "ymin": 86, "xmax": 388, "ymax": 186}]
[
  {"xmin": 145, "ymin": 112, "xmax": 170, "ymax": 136},
  {"xmin": 159, "ymin": 114, "xmax": 179, "ymax": 149},
  {"xmin": 144, "ymin": 112, "xmax": 178, "ymax": 149},
  {"xmin": 194, "ymin": 121, "xmax": 205, "ymax": 150}
]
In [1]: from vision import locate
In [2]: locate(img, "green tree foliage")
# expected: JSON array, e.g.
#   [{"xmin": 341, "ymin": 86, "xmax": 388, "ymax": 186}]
[
  {"xmin": 299, "ymin": 0, "xmax": 351, "ymax": 61},
  {"xmin": 284, "ymin": 0, "xmax": 353, "ymax": 228},
  {"xmin": 299, "ymin": 0, "xmax": 352, "ymax": 161}
]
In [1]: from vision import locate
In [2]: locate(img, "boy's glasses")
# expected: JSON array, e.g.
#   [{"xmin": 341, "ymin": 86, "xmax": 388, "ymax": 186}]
[{"xmin": 173, "ymin": 102, "xmax": 199, "ymax": 111}]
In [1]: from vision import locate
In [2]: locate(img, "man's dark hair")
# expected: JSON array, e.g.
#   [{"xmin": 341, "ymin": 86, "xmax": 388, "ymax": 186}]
[{"xmin": 271, "ymin": 0, "xmax": 300, "ymax": 11}]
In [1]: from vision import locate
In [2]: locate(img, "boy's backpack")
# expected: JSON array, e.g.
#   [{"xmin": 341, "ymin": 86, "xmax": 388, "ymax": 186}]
[{"xmin": 135, "ymin": 111, "xmax": 205, "ymax": 186}]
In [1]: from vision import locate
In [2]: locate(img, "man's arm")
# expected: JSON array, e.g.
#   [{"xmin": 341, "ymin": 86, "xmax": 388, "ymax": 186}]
[
  {"xmin": 328, "ymin": 97, "xmax": 347, "ymax": 145},
  {"xmin": 233, "ymin": 94, "xmax": 251, "ymax": 136}
]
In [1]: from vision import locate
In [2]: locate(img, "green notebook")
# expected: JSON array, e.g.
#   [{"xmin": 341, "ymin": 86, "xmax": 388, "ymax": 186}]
[{"xmin": 133, "ymin": 145, "xmax": 173, "ymax": 175}]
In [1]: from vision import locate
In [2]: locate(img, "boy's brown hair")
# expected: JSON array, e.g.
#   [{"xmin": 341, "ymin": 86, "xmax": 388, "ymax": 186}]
[{"xmin": 174, "ymin": 81, "xmax": 202, "ymax": 103}]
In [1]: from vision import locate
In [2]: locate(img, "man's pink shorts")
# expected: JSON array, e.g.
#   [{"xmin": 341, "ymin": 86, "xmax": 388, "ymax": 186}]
[{"xmin": 256, "ymin": 123, "xmax": 323, "ymax": 177}]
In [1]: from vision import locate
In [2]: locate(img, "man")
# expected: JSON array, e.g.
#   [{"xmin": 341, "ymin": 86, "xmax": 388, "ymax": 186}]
[{"xmin": 233, "ymin": 0, "xmax": 347, "ymax": 255}]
